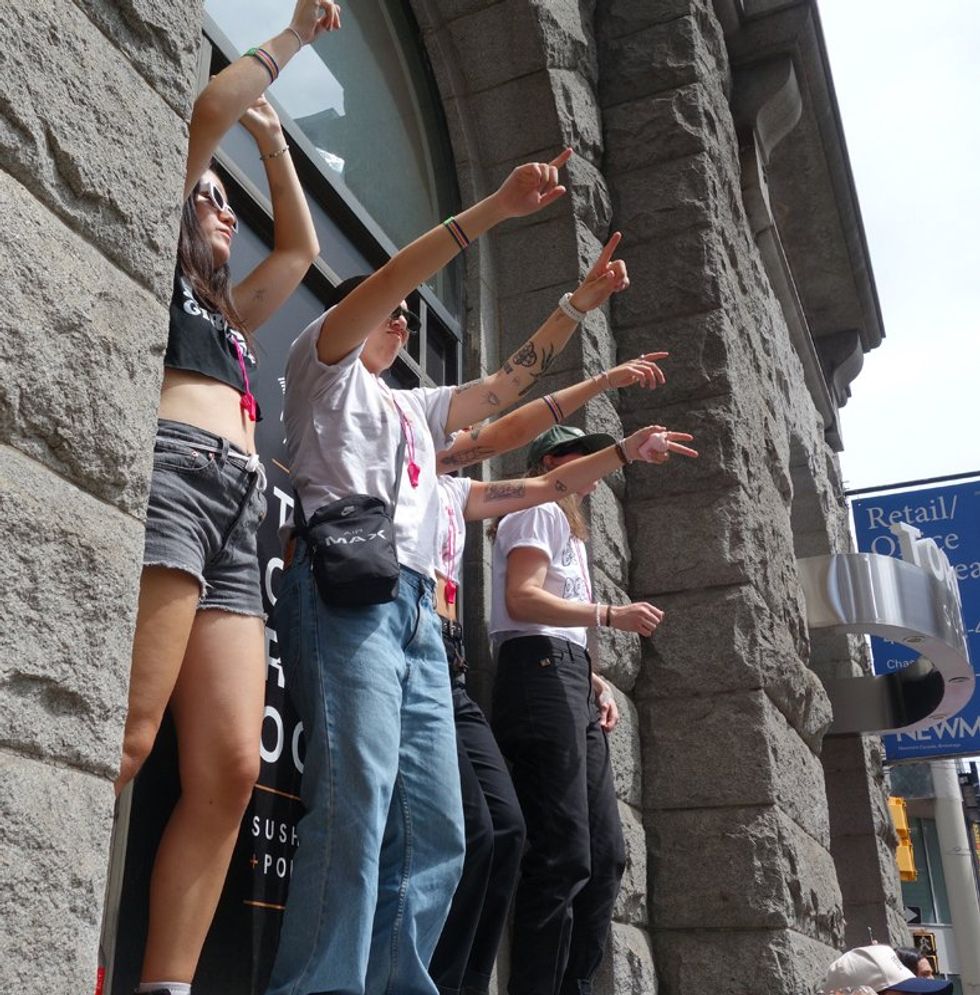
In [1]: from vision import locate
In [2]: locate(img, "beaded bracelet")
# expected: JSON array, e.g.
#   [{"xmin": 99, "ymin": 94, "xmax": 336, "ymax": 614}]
[
  {"xmin": 558, "ymin": 291, "xmax": 587, "ymax": 324},
  {"xmin": 443, "ymin": 216, "xmax": 470, "ymax": 250},
  {"xmin": 260, "ymin": 145, "xmax": 290, "ymax": 161},
  {"xmin": 593, "ymin": 602, "xmax": 603, "ymax": 629}
]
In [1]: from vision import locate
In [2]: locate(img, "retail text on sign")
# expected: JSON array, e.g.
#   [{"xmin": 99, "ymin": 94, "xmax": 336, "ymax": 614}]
[{"xmin": 852, "ymin": 480, "xmax": 980, "ymax": 761}]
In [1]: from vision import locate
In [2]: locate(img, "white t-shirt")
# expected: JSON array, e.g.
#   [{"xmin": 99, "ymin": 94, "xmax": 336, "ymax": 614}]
[
  {"xmin": 436, "ymin": 475, "xmax": 472, "ymax": 589},
  {"xmin": 490, "ymin": 502, "xmax": 592, "ymax": 649},
  {"xmin": 283, "ymin": 313, "xmax": 454, "ymax": 578}
]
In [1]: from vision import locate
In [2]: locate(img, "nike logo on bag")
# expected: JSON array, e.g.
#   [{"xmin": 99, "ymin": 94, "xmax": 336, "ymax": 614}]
[{"xmin": 341, "ymin": 505, "xmax": 356, "ymax": 517}]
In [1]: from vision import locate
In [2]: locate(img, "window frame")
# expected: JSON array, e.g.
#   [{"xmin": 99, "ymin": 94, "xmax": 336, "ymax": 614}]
[{"xmin": 202, "ymin": 13, "xmax": 465, "ymax": 388}]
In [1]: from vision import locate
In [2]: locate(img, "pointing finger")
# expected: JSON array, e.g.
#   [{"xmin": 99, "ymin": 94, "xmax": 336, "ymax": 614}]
[
  {"xmin": 596, "ymin": 231, "xmax": 622, "ymax": 270},
  {"xmin": 548, "ymin": 147, "xmax": 574, "ymax": 170},
  {"xmin": 667, "ymin": 442, "xmax": 699, "ymax": 458}
]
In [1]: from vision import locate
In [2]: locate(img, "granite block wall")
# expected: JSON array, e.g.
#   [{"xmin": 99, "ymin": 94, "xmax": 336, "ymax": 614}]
[{"xmin": 0, "ymin": 1, "xmax": 199, "ymax": 990}]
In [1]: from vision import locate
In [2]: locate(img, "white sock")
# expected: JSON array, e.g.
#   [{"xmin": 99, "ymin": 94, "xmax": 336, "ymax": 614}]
[{"xmin": 136, "ymin": 984, "xmax": 191, "ymax": 995}]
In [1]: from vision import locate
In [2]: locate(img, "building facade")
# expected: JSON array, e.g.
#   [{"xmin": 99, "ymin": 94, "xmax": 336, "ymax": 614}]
[{"xmin": 0, "ymin": 1, "xmax": 910, "ymax": 994}]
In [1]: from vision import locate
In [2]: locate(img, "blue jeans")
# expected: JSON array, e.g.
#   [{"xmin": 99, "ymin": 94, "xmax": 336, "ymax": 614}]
[{"xmin": 266, "ymin": 544, "xmax": 465, "ymax": 995}]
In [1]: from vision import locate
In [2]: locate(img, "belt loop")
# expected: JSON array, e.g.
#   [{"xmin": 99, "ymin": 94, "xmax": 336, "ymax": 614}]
[{"xmin": 219, "ymin": 438, "xmax": 230, "ymax": 461}]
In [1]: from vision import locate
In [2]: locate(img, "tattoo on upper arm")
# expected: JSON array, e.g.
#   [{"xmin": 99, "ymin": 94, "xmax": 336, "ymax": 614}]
[
  {"xmin": 484, "ymin": 390, "xmax": 501, "ymax": 407},
  {"xmin": 511, "ymin": 341, "xmax": 537, "ymax": 368},
  {"xmin": 469, "ymin": 426, "xmax": 482, "ymax": 441},
  {"xmin": 252, "ymin": 288, "xmax": 267, "ymax": 302},
  {"xmin": 439, "ymin": 445, "xmax": 496, "ymax": 468},
  {"xmin": 554, "ymin": 479, "xmax": 568, "ymax": 493},
  {"xmin": 486, "ymin": 481, "xmax": 527, "ymax": 501}
]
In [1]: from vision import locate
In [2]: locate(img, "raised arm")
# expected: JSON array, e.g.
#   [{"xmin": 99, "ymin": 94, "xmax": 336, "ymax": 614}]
[
  {"xmin": 184, "ymin": 0, "xmax": 340, "ymax": 200},
  {"xmin": 316, "ymin": 150, "xmax": 572, "ymax": 364},
  {"xmin": 230, "ymin": 96, "xmax": 319, "ymax": 330},
  {"xmin": 437, "ymin": 352, "xmax": 669, "ymax": 471},
  {"xmin": 443, "ymin": 233, "xmax": 630, "ymax": 434},
  {"xmin": 463, "ymin": 426, "xmax": 698, "ymax": 523}
]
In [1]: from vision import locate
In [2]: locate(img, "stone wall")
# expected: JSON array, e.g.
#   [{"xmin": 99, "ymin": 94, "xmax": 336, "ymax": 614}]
[
  {"xmin": 595, "ymin": 1, "xmax": 854, "ymax": 991},
  {"xmin": 417, "ymin": 1, "xmax": 905, "ymax": 992},
  {"xmin": 0, "ymin": 1, "xmax": 199, "ymax": 991}
]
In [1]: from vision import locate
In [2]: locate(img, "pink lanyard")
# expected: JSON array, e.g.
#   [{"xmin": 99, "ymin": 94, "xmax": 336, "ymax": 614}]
[
  {"xmin": 386, "ymin": 390, "xmax": 421, "ymax": 488},
  {"xmin": 572, "ymin": 538, "xmax": 593, "ymax": 603},
  {"xmin": 231, "ymin": 338, "xmax": 258, "ymax": 422},
  {"xmin": 443, "ymin": 503, "xmax": 459, "ymax": 605}
]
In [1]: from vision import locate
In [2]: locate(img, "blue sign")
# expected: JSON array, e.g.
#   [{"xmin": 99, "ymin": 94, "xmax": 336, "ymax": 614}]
[{"xmin": 852, "ymin": 480, "xmax": 980, "ymax": 761}]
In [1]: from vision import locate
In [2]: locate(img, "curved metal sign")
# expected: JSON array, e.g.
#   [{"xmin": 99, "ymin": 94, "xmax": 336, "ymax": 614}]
[{"xmin": 798, "ymin": 522, "xmax": 973, "ymax": 737}]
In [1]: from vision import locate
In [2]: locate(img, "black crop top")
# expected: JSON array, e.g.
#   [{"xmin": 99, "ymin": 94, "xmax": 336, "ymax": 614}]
[{"xmin": 165, "ymin": 269, "xmax": 261, "ymax": 420}]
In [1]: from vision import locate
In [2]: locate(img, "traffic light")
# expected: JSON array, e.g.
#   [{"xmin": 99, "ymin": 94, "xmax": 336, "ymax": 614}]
[{"xmin": 888, "ymin": 796, "xmax": 917, "ymax": 882}]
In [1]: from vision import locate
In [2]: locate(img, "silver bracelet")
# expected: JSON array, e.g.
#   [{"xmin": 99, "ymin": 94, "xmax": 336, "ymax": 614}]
[
  {"xmin": 285, "ymin": 25, "xmax": 305, "ymax": 50},
  {"xmin": 558, "ymin": 291, "xmax": 588, "ymax": 324}
]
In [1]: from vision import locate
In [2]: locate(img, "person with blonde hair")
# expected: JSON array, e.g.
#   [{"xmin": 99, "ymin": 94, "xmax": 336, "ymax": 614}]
[{"xmin": 489, "ymin": 423, "xmax": 697, "ymax": 995}]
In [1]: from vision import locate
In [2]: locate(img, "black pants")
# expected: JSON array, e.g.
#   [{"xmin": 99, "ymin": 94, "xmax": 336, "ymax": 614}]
[
  {"xmin": 491, "ymin": 636, "xmax": 625, "ymax": 995},
  {"xmin": 430, "ymin": 624, "xmax": 527, "ymax": 995}
]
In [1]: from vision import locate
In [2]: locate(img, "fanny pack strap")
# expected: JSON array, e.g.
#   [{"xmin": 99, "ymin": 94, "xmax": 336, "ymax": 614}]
[{"xmin": 295, "ymin": 411, "xmax": 407, "ymax": 532}]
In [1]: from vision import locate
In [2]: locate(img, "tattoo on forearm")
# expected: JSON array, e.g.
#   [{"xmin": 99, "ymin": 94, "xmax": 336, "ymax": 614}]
[
  {"xmin": 439, "ymin": 445, "xmax": 495, "ymax": 468},
  {"xmin": 554, "ymin": 479, "xmax": 568, "ymax": 493},
  {"xmin": 485, "ymin": 481, "xmax": 527, "ymax": 501},
  {"xmin": 454, "ymin": 378, "xmax": 481, "ymax": 395},
  {"xmin": 511, "ymin": 341, "xmax": 537, "ymax": 368},
  {"xmin": 539, "ymin": 342, "xmax": 556, "ymax": 374},
  {"xmin": 516, "ymin": 342, "xmax": 558, "ymax": 397},
  {"xmin": 502, "ymin": 360, "xmax": 514, "ymax": 375},
  {"xmin": 469, "ymin": 426, "xmax": 482, "ymax": 441},
  {"xmin": 484, "ymin": 390, "xmax": 501, "ymax": 407}
]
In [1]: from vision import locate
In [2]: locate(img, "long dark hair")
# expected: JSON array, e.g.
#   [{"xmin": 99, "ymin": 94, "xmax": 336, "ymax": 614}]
[{"xmin": 178, "ymin": 173, "xmax": 247, "ymax": 338}]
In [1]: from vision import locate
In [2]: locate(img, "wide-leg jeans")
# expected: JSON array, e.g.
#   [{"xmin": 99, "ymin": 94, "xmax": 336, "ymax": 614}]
[
  {"xmin": 491, "ymin": 635, "xmax": 625, "ymax": 995},
  {"xmin": 266, "ymin": 544, "xmax": 465, "ymax": 995}
]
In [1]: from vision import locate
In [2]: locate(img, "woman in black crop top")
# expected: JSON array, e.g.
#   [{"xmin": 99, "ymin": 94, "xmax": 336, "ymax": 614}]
[{"xmin": 115, "ymin": 3, "xmax": 340, "ymax": 993}]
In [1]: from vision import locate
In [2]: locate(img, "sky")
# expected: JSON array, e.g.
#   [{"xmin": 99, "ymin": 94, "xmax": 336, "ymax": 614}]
[{"xmin": 816, "ymin": 0, "xmax": 980, "ymax": 492}]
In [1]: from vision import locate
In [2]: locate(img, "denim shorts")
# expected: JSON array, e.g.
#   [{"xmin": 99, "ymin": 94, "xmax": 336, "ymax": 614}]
[{"xmin": 143, "ymin": 419, "xmax": 268, "ymax": 617}]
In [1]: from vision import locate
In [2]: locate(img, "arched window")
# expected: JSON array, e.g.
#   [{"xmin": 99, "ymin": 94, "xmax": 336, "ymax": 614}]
[{"xmin": 205, "ymin": 0, "xmax": 463, "ymax": 320}]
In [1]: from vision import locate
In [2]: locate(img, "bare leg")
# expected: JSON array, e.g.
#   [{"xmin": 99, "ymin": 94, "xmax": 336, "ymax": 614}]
[
  {"xmin": 116, "ymin": 566, "xmax": 201, "ymax": 793},
  {"xmin": 140, "ymin": 608, "xmax": 266, "ymax": 983}
]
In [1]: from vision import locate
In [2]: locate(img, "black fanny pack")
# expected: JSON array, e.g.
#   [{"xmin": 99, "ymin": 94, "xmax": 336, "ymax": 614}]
[{"xmin": 294, "ymin": 433, "xmax": 405, "ymax": 608}]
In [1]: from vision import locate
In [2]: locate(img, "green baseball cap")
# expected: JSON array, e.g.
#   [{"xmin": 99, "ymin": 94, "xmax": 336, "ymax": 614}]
[{"xmin": 526, "ymin": 425, "xmax": 617, "ymax": 470}]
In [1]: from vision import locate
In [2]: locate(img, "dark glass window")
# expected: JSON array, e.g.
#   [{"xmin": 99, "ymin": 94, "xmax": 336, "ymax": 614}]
[{"xmin": 204, "ymin": 0, "xmax": 463, "ymax": 317}]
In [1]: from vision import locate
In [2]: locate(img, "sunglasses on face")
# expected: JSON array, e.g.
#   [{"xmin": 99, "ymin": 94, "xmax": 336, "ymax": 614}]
[
  {"xmin": 389, "ymin": 305, "xmax": 421, "ymax": 334},
  {"xmin": 197, "ymin": 180, "xmax": 239, "ymax": 233}
]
